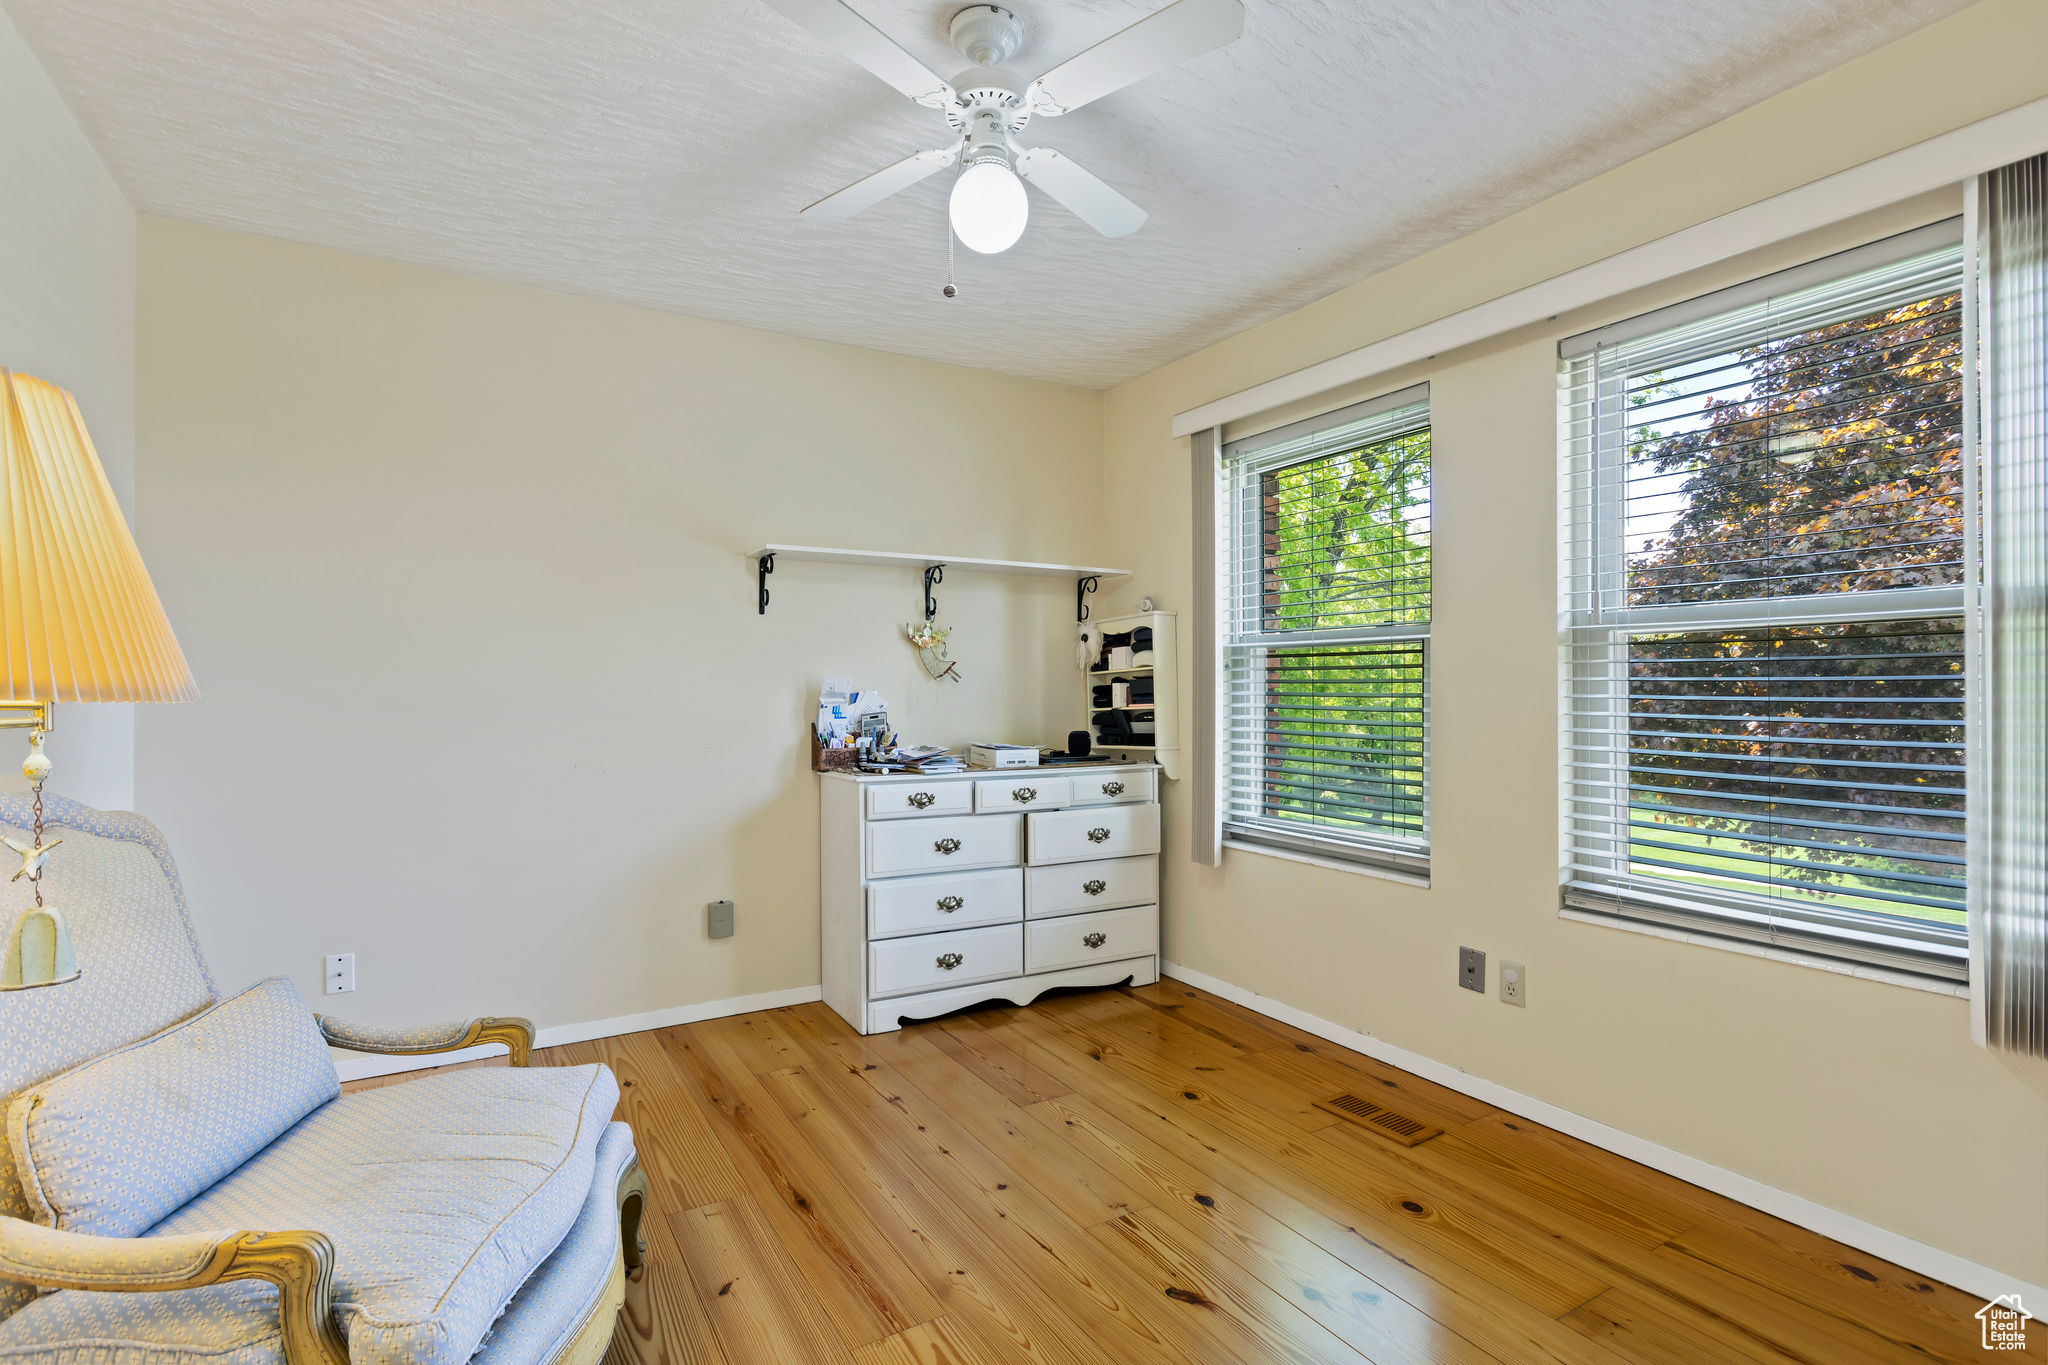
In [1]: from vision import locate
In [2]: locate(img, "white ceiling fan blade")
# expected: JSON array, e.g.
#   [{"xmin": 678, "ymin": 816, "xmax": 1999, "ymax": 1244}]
[
  {"xmin": 802, "ymin": 145, "xmax": 961, "ymax": 222},
  {"xmin": 1015, "ymin": 148, "xmax": 1147, "ymax": 237},
  {"xmin": 759, "ymin": 0, "xmax": 955, "ymax": 107},
  {"xmin": 1026, "ymin": 0, "xmax": 1243, "ymax": 116}
]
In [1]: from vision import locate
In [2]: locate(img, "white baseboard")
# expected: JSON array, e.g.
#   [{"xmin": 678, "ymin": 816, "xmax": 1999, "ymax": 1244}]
[
  {"xmin": 1161, "ymin": 959, "xmax": 2044, "ymax": 1308},
  {"xmin": 329, "ymin": 983, "xmax": 826, "ymax": 1083}
]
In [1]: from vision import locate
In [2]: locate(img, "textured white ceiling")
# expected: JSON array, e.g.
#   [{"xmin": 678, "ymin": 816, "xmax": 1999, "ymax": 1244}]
[{"xmin": 8, "ymin": 0, "xmax": 1971, "ymax": 388}]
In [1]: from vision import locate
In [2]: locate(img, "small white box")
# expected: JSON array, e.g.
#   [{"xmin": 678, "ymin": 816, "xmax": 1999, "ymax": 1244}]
[
  {"xmin": 1109, "ymin": 646, "xmax": 1135, "ymax": 668},
  {"xmin": 969, "ymin": 743, "xmax": 1038, "ymax": 769},
  {"xmin": 1110, "ymin": 682, "xmax": 1131, "ymax": 707}
]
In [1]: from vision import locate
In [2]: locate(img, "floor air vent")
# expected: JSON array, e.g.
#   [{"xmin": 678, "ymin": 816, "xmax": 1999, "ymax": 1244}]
[{"xmin": 1313, "ymin": 1093, "xmax": 1444, "ymax": 1147}]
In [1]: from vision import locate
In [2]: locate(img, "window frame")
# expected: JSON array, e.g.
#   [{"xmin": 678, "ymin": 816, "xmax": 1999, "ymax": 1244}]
[
  {"xmin": 1221, "ymin": 384, "xmax": 1433, "ymax": 877},
  {"xmin": 1558, "ymin": 220, "xmax": 1972, "ymax": 982}
]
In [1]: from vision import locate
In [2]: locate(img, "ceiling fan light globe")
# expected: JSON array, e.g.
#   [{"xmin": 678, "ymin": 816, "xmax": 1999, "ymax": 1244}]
[{"xmin": 950, "ymin": 161, "xmax": 1028, "ymax": 254}]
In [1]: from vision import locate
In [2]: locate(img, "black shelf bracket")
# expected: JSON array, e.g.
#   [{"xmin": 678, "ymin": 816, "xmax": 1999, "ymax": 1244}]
[
  {"xmin": 1076, "ymin": 574, "xmax": 1101, "ymax": 623},
  {"xmin": 923, "ymin": 564, "xmax": 945, "ymax": 621},
  {"xmin": 758, "ymin": 553, "xmax": 775, "ymax": 615}
]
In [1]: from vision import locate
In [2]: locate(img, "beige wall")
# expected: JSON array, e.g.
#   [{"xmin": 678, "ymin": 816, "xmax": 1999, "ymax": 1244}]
[
  {"xmin": 135, "ymin": 219, "xmax": 1102, "ymax": 1036},
  {"xmin": 1102, "ymin": 0, "xmax": 2048, "ymax": 1286},
  {"xmin": 0, "ymin": 7, "xmax": 136, "ymax": 810}
]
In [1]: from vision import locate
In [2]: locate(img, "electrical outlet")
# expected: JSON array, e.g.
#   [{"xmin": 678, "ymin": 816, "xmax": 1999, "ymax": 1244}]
[
  {"xmin": 1458, "ymin": 946, "xmax": 1485, "ymax": 993},
  {"xmin": 707, "ymin": 900, "xmax": 735, "ymax": 939},
  {"xmin": 324, "ymin": 953, "xmax": 355, "ymax": 995},
  {"xmin": 1499, "ymin": 960, "xmax": 1527, "ymax": 1007}
]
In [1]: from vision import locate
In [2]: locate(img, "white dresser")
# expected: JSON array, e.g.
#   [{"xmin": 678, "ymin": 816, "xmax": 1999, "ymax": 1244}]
[{"xmin": 821, "ymin": 764, "xmax": 1161, "ymax": 1035}]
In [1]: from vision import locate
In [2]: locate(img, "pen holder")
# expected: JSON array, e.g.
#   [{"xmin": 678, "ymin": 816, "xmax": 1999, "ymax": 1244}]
[{"xmin": 811, "ymin": 723, "xmax": 861, "ymax": 773}]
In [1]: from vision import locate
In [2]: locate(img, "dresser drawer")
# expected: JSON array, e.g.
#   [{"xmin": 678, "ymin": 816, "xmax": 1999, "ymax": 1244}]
[
  {"xmin": 870, "ymin": 813, "xmax": 1021, "ymax": 875},
  {"xmin": 870, "ymin": 922, "xmax": 1023, "ymax": 999},
  {"xmin": 1026, "ymin": 803, "xmax": 1160, "ymax": 865},
  {"xmin": 1070, "ymin": 769, "xmax": 1154, "ymax": 806},
  {"xmin": 869, "ymin": 867, "xmax": 1023, "ymax": 939},
  {"xmin": 1025, "ymin": 904, "xmax": 1158, "ymax": 974},
  {"xmin": 867, "ymin": 782, "xmax": 972, "ymax": 820},
  {"xmin": 1027, "ymin": 854, "xmax": 1158, "ymax": 919},
  {"xmin": 974, "ymin": 775, "xmax": 1071, "ymax": 813}
]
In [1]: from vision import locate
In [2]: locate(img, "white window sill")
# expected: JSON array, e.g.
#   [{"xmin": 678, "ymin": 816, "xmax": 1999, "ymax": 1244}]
[
  {"xmin": 1223, "ymin": 838, "xmax": 1430, "ymax": 888},
  {"xmin": 1558, "ymin": 906, "xmax": 1969, "ymax": 998}
]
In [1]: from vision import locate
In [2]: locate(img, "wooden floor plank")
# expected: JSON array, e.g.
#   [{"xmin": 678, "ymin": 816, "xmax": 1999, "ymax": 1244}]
[
  {"xmin": 349, "ymin": 982, "xmax": 1992, "ymax": 1365},
  {"xmin": 1118, "ymin": 980, "xmax": 1305, "ymax": 1053},
  {"xmin": 870, "ymin": 1021, "xmax": 1146, "ymax": 1229},
  {"xmin": 1561, "ymin": 1287, "xmax": 1804, "ymax": 1365},
  {"xmin": 1457, "ymin": 1104, "xmax": 1992, "ymax": 1332},
  {"xmin": 1088, "ymin": 1208, "xmax": 1373, "ymax": 1365},
  {"xmin": 926, "ymin": 1013, "xmax": 1078, "ymax": 1108},
  {"xmin": 1004, "ymin": 1005, "xmax": 1617, "ymax": 1319},
  {"xmin": 1075, "ymin": 998, "xmax": 1852, "ymax": 1363},
  {"xmin": 1018, "ymin": 1092, "xmax": 1509, "ymax": 1365},
  {"xmin": 660, "ymin": 1020, "xmax": 945, "ymax": 1349},
  {"xmin": 624, "ymin": 1189, "xmax": 735, "ymax": 1365},
  {"xmin": 762, "ymin": 1059, "xmax": 1172, "ymax": 1365},
  {"xmin": 852, "ymin": 1317, "xmax": 1004, "ymax": 1365},
  {"xmin": 669, "ymin": 1195, "xmax": 858, "ymax": 1365},
  {"xmin": 979, "ymin": 1015, "xmax": 1638, "ymax": 1364},
  {"xmin": 579, "ymin": 1030, "xmax": 750, "ymax": 1213},
  {"xmin": 1034, "ymin": 992, "xmax": 1348, "ymax": 1134},
  {"xmin": 773, "ymin": 1011, "xmax": 1280, "ymax": 1365}
]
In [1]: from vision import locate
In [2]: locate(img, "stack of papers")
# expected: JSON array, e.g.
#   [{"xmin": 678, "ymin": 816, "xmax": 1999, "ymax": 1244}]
[{"xmin": 860, "ymin": 744, "xmax": 965, "ymax": 774}]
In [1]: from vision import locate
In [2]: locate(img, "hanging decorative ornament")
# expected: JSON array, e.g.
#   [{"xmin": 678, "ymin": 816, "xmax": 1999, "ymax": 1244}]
[
  {"xmin": 905, "ymin": 621, "xmax": 963, "ymax": 682},
  {"xmin": 19, "ymin": 731, "xmax": 54, "ymax": 907},
  {"xmin": 1076, "ymin": 622, "xmax": 1099, "ymax": 672},
  {"xmin": 1, "ymin": 724, "xmax": 79, "ymax": 990}
]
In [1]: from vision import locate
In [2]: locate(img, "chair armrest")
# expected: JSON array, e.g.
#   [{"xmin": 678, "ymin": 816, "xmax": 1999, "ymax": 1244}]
[
  {"xmin": 0, "ymin": 1217, "xmax": 349, "ymax": 1365},
  {"xmin": 315, "ymin": 1014, "xmax": 534, "ymax": 1067}
]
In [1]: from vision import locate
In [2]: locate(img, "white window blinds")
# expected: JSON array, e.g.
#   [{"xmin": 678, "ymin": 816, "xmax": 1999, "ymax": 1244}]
[
  {"xmin": 1561, "ymin": 222, "xmax": 1971, "ymax": 980},
  {"xmin": 1223, "ymin": 387, "xmax": 1430, "ymax": 875}
]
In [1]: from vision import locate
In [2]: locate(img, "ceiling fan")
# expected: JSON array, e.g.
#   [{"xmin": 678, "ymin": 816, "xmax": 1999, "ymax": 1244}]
[{"xmin": 762, "ymin": 0, "xmax": 1245, "ymax": 254}]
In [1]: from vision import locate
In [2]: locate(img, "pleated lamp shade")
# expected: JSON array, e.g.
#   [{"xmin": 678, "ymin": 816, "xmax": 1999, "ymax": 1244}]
[{"xmin": 0, "ymin": 370, "xmax": 196, "ymax": 703}]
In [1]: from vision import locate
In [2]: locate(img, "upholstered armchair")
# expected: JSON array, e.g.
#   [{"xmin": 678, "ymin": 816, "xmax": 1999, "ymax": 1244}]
[{"xmin": 0, "ymin": 794, "xmax": 647, "ymax": 1365}]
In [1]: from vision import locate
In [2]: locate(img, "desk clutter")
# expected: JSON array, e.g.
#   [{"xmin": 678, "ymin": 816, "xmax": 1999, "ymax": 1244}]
[
  {"xmin": 813, "ymin": 676, "xmax": 964, "ymax": 773},
  {"xmin": 807, "ymin": 607, "xmax": 1179, "ymax": 780}
]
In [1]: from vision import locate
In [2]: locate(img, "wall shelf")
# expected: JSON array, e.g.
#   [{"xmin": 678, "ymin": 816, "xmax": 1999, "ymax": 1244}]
[
  {"xmin": 751, "ymin": 543, "xmax": 1130, "ymax": 617},
  {"xmin": 1086, "ymin": 610, "xmax": 1179, "ymax": 780}
]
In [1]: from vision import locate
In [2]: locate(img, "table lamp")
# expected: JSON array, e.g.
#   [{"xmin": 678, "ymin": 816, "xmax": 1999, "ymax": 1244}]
[{"xmin": 0, "ymin": 369, "xmax": 195, "ymax": 990}]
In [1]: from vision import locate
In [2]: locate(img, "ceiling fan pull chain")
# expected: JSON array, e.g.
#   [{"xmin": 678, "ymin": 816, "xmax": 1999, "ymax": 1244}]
[{"xmin": 942, "ymin": 212, "xmax": 958, "ymax": 299}]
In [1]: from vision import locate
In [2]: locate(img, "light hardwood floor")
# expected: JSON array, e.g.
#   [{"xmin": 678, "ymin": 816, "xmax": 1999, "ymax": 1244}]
[{"xmin": 347, "ymin": 982, "xmax": 2027, "ymax": 1363}]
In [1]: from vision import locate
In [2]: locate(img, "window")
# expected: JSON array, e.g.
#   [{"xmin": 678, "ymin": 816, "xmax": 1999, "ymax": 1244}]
[
  {"xmin": 1562, "ymin": 221, "xmax": 1970, "ymax": 980},
  {"xmin": 1222, "ymin": 386, "xmax": 1431, "ymax": 876}
]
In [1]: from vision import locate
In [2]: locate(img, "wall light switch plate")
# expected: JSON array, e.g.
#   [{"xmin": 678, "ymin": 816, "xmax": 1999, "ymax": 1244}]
[
  {"xmin": 1458, "ymin": 946, "xmax": 1485, "ymax": 993},
  {"xmin": 1499, "ymin": 960, "xmax": 1526, "ymax": 1007},
  {"xmin": 708, "ymin": 900, "xmax": 735, "ymax": 939},
  {"xmin": 324, "ymin": 953, "xmax": 355, "ymax": 995}
]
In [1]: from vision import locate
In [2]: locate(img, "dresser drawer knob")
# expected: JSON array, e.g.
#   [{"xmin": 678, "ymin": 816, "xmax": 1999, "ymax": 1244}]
[
  {"xmin": 907, "ymin": 791, "xmax": 937, "ymax": 810},
  {"xmin": 1011, "ymin": 787, "xmax": 1038, "ymax": 803},
  {"xmin": 936, "ymin": 952, "xmax": 964, "ymax": 970},
  {"xmin": 1083, "ymin": 879, "xmax": 1107, "ymax": 896},
  {"xmin": 937, "ymin": 895, "xmax": 964, "ymax": 913},
  {"xmin": 1086, "ymin": 827, "xmax": 1111, "ymax": 844},
  {"xmin": 1102, "ymin": 781, "xmax": 1124, "ymax": 796},
  {"xmin": 1083, "ymin": 932, "xmax": 1107, "ymax": 949},
  {"xmin": 934, "ymin": 838, "xmax": 962, "ymax": 855}
]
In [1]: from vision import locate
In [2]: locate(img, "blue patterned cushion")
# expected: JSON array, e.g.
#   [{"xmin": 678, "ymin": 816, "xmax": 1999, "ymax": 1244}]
[
  {"xmin": 8, "ymin": 977, "xmax": 338, "ymax": 1238},
  {"xmin": 472, "ymin": 1122, "xmax": 636, "ymax": 1365},
  {"xmin": 0, "ymin": 797, "xmax": 217, "ymax": 1322},
  {"xmin": 315, "ymin": 1017, "xmax": 473, "ymax": 1053},
  {"xmin": 154, "ymin": 1064, "xmax": 618, "ymax": 1365},
  {"xmin": 0, "ymin": 1279, "xmax": 282, "ymax": 1365}
]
